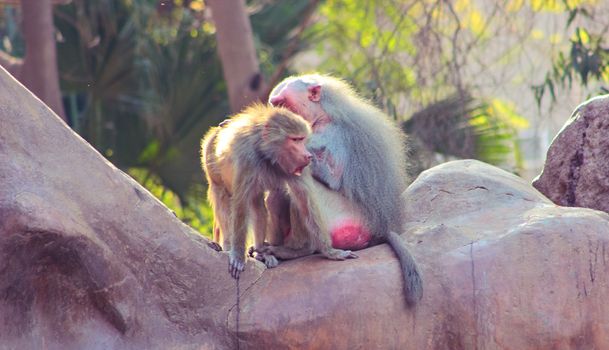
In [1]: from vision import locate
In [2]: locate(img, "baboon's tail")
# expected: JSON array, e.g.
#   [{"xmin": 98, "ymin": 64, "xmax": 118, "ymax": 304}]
[{"xmin": 387, "ymin": 231, "xmax": 423, "ymax": 306}]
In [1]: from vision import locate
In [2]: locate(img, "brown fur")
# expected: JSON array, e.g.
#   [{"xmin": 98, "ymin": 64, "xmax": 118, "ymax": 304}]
[{"xmin": 201, "ymin": 104, "xmax": 356, "ymax": 279}]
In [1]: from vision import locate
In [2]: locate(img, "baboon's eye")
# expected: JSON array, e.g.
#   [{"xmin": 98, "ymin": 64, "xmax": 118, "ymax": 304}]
[{"xmin": 290, "ymin": 136, "xmax": 305, "ymax": 142}]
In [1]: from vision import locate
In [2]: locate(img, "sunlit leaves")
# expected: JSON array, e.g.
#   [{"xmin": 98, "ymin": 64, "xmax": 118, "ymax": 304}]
[
  {"xmin": 534, "ymin": 24, "xmax": 609, "ymax": 106},
  {"xmin": 311, "ymin": 0, "xmax": 528, "ymax": 171},
  {"xmin": 189, "ymin": 0, "xmax": 205, "ymax": 12},
  {"xmin": 404, "ymin": 94, "xmax": 524, "ymax": 170},
  {"xmin": 530, "ymin": 29, "xmax": 544, "ymax": 40},
  {"xmin": 468, "ymin": 100, "xmax": 524, "ymax": 169},
  {"xmin": 573, "ymin": 27, "xmax": 589, "ymax": 44},
  {"xmin": 489, "ymin": 99, "xmax": 530, "ymax": 129},
  {"xmin": 312, "ymin": 0, "xmax": 423, "ymax": 112},
  {"xmin": 454, "ymin": 0, "xmax": 487, "ymax": 37},
  {"xmin": 138, "ymin": 140, "xmax": 160, "ymax": 164},
  {"xmin": 466, "ymin": 10, "xmax": 485, "ymax": 36},
  {"xmin": 530, "ymin": 0, "xmax": 563, "ymax": 12},
  {"xmin": 201, "ymin": 21, "xmax": 215, "ymax": 34},
  {"xmin": 359, "ymin": 30, "xmax": 374, "ymax": 48},
  {"xmin": 602, "ymin": 66, "xmax": 609, "ymax": 82},
  {"xmin": 530, "ymin": 0, "xmax": 597, "ymax": 12},
  {"xmin": 128, "ymin": 168, "xmax": 214, "ymax": 238}
]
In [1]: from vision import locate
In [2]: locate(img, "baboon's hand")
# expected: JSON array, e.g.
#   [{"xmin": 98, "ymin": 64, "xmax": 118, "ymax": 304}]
[
  {"xmin": 228, "ymin": 250, "xmax": 245, "ymax": 279},
  {"xmin": 249, "ymin": 246, "xmax": 280, "ymax": 268},
  {"xmin": 325, "ymin": 248, "xmax": 358, "ymax": 261}
]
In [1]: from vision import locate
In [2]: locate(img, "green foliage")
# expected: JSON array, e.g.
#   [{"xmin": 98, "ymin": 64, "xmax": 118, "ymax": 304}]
[
  {"xmin": 55, "ymin": 0, "xmax": 145, "ymax": 161},
  {"xmin": 404, "ymin": 94, "xmax": 526, "ymax": 171},
  {"xmin": 533, "ymin": 26, "xmax": 609, "ymax": 104},
  {"xmin": 471, "ymin": 99, "xmax": 527, "ymax": 169},
  {"xmin": 132, "ymin": 4, "xmax": 228, "ymax": 199},
  {"xmin": 129, "ymin": 168, "xmax": 214, "ymax": 238},
  {"xmin": 532, "ymin": 4, "xmax": 609, "ymax": 106},
  {"xmin": 311, "ymin": 1, "xmax": 419, "ymax": 111},
  {"xmin": 54, "ymin": 0, "xmax": 220, "ymax": 235},
  {"xmin": 309, "ymin": 0, "xmax": 527, "ymax": 171}
]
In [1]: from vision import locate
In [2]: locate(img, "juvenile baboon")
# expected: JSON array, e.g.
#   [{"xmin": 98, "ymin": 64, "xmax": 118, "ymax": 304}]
[
  {"xmin": 268, "ymin": 74, "xmax": 423, "ymax": 305},
  {"xmin": 201, "ymin": 104, "xmax": 356, "ymax": 279}
]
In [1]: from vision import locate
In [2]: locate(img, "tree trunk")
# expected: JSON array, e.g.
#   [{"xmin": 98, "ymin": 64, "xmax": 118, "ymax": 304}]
[
  {"xmin": 20, "ymin": 0, "xmax": 67, "ymax": 121},
  {"xmin": 207, "ymin": 0, "xmax": 265, "ymax": 113}
]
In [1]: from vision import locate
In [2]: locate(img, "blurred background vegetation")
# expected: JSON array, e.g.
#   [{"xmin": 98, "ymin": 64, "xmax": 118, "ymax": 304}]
[{"xmin": 0, "ymin": 0, "xmax": 607, "ymax": 238}]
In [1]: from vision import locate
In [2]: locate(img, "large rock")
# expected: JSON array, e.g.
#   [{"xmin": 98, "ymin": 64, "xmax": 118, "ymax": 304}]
[
  {"xmin": 533, "ymin": 95, "xmax": 609, "ymax": 213},
  {"xmin": 2, "ymin": 65, "xmax": 609, "ymax": 349},
  {"xmin": 0, "ymin": 67, "xmax": 263, "ymax": 349},
  {"xmin": 239, "ymin": 160, "xmax": 609, "ymax": 349}
]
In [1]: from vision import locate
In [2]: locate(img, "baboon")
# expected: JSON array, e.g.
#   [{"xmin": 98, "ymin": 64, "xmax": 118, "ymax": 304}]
[
  {"xmin": 268, "ymin": 74, "xmax": 423, "ymax": 305},
  {"xmin": 201, "ymin": 104, "xmax": 356, "ymax": 279}
]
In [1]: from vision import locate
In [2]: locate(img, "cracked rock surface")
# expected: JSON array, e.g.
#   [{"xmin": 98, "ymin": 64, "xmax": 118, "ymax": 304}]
[
  {"xmin": 533, "ymin": 95, "xmax": 609, "ymax": 213},
  {"xmin": 2, "ymin": 64, "xmax": 609, "ymax": 349},
  {"xmin": 243, "ymin": 160, "xmax": 609, "ymax": 349}
]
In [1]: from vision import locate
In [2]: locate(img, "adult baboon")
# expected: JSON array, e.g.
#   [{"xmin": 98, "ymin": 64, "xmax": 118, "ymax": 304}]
[{"xmin": 268, "ymin": 75, "xmax": 423, "ymax": 305}]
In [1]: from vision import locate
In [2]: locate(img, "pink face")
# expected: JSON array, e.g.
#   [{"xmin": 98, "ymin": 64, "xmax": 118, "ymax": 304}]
[
  {"xmin": 269, "ymin": 79, "xmax": 326, "ymax": 129},
  {"xmin": 278, "ymin": 134, "xmax": 313, "ymax": 176}
]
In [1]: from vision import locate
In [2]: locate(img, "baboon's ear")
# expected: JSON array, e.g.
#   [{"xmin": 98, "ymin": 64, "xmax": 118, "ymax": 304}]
[{"xmin": 308, "ymin": 85, "xmax": 322, "ymax": 102}]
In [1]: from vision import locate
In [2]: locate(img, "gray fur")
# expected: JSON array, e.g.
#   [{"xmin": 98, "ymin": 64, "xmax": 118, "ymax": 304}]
[{"xmin": 271, "ymin": 74, "xmax": 423, "ymax": 305}]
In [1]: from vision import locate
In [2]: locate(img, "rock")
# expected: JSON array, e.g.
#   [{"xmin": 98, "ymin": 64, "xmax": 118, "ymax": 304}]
[
  {"xmin": 533, "ymin": 95, "xmax": 609, "ymax": 213},
  {"xmin": 0, "ymin": 66, "xmax": 263, "ymax": 349},
  {"xmin": 239, "ymin": 159, "xmax": 609, "ymax": 349},
  {"xmin": 2, "ymin": 65, "xmax": 609, "ymax": 349}
]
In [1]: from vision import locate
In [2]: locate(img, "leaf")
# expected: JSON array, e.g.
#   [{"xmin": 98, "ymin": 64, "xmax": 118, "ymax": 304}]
[
  {"xmin": 467, "ymin": 10, "xmax": 486, "ymax": 36},
  {"xmin": 577, "ymin": 27, "xmax": 590, "ymax": 44},
  {"xmin": 531, "ymin": 29, "xmax": 545, "ymax": 40},
  {"xmin": 490, "ymin": 99, "xmax": 529, "ymax": 129},
  {"xmin": 567, "ymin": 9, "xmax": 578, "ymax": 27},
  {"xmin": 138, "ymin": 140, "xmax": 160, "ymax": 164}
]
